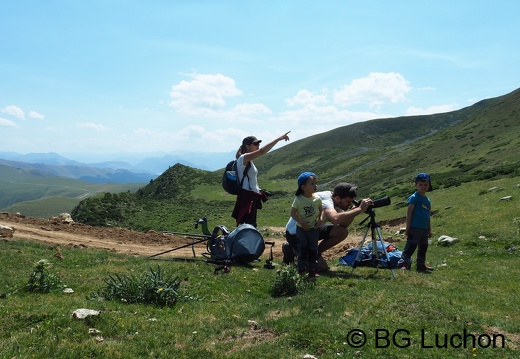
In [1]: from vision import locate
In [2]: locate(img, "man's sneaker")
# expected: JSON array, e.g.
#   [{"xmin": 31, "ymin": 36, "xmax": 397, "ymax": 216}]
[
  {"xmin": 316, "ymin": 256, "xmax": 330, "ymax": 272},
  {"xmin": 417, "ymin": 265, "xmax": 435, "ymax": 272},
  {"xmin": 282, "ymin": 242, "xmax": 295, "ymax": 264}
]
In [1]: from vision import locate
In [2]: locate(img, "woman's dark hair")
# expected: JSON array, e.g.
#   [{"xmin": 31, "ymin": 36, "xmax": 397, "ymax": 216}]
[{"xmin": 235, "ymin": 144, "xmax": 247, "ymax": 159}]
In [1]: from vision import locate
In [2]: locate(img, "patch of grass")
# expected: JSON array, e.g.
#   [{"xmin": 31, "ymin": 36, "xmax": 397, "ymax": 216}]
[
  {"xmin": 1, "ymin": 236, "xmax": 519, "ymax": 358},
  {"xmin": 94, "ymin": 265, "xmax": 182, "ymax": 306}
]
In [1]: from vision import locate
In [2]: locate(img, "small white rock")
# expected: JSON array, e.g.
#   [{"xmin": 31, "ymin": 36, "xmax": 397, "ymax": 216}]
[
  {"xmin": 437, "ymin": 235, "xmax": 459, "ymax": 246},
  {"xmin": 72, "ymin": 308, "xmax": 100, "ymax": 319}
]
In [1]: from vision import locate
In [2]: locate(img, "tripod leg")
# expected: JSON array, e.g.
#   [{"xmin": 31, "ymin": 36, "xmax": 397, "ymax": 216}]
[
  {"xmin": 371, "ymin": 227, "xmax": 378, "ymax": 263},
  {"xmin": 351, "ymin": 225, "xmax": 370, "ymax": 275},
  {"xmin": 375, "ymin": 227, "xmax": 396, "ymax": 279}
]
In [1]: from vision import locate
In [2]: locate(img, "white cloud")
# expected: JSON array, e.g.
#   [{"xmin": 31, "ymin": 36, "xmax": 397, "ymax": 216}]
[
  {"xmin": 169, "ymin": 73, "xmax": 243, "ymax": 115},
  {"xmin": 167, "ymin": 73, "xmax": 273, "ymax": 125},
  {"xmin": 405, "ymin": 103, "xmax": 459, "ymax": 116},
  {"xmin": 158, "ymin": 71, "xmax": 444, "ymax": 152},
  {"xmin": 0, "ymin": 106, "xmax": 45, "ymax": 121},
  {"xmin": 285, "ymin": 90, "xmax": 328, "ymax": 107},
  {"xmin": 77, "ymin": 122, "xmax": 110, "ymax": 132},
  {"xmin": 277, "ymin": 103, "xmax": 379, "ymax": 126},
  {"xmin": 1, "ymin": 105, "xmax": 25, "ymax": 119},
  {"xmin": 29, "ymin": 111, "xmax": 45, "ymax": 120},
  {"xmin": 178, "ymin": 124, "xmax": 205, "ymax": 137},
  {"xmin": 165, "ymin": 72, "xmax": 416, "ymax": 134},
  {"xmin": 232, "ymin": 103, "xmax": 271, "ymax": 116},
  {"xmin": 161, "ymin": 72, "xmax": 416, "ymax": 151},
  {"xmin": 133, "ymin": 125, "xmax": 249, "ymax": 153},
  {"xmin": 0, "ymin": 117, "xmax": 17, "ymax": 127},
  {"xmin": 333, "ymin": 72, "xmax": 411, "ymax": 108}
]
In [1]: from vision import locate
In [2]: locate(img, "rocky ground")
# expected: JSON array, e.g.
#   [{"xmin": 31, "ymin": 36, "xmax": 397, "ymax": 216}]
[{"xmin": 0, "ymin": 212, "xmax": 402, "ymax": 263}]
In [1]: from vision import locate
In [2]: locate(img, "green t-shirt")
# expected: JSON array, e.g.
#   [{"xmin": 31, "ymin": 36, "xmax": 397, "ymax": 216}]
[{"xmin": 291, "ymin": 194, "xmax": 322, "ymax": 228}]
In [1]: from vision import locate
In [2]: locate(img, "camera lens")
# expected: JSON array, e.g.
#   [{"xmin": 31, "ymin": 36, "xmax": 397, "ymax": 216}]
[{"xmin": 371, "ymin": 196, "xmax": 391, "ymax": 209}]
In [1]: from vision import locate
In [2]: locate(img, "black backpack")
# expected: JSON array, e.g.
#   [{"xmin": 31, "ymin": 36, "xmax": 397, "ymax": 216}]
[{"xmin": 222, "ymin": 160, "xmax": 251, "ymax": 195}]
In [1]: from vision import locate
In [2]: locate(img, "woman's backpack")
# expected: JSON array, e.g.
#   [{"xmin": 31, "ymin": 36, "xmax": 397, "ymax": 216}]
[{"xmin": 222, "ymin": 160, "xmax": 251, "ymax": 195}]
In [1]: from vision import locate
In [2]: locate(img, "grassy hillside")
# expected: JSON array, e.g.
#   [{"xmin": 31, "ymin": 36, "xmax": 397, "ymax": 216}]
[
  {"xmin": 64, "ymin": 88, "xmax": 520, "ymax": 235},
  {"xmin": 3, "ymin": 196, "xmax": 82, "ymax": 218},
  {"xmin": 0, "ymin": 165, "xmax": 146, "ymax": 217},
  {"xmin": 2, "ymin": 231, "xmax": 519, "ymax": 358},
  {"xmin": 255, "ymin": 88, "xmax": 520, "ymax": 198},
  {"xmin": 0, "ymin": 157, "xmax": 155, "ymax": 183}
]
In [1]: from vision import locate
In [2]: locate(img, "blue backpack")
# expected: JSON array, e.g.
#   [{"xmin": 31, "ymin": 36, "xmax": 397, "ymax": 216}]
[
  {"xmin": 339, "ymin": 242, "xmax": 405, "ymax": 269},
  {"xmin": 222, "ymin": 160, "xmax": 250, "ymax": 195}
]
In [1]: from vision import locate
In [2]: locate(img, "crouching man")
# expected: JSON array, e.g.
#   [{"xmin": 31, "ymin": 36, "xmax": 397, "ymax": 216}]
[{"xmin": 283, "ymin": 183, "xmax": 373, "ymax": 271}]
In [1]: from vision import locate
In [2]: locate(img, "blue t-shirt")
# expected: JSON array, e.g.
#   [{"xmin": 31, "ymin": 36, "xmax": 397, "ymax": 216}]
[{"xmin": 408, "ymin": 192, "xmax": 431, "ymax": 229}]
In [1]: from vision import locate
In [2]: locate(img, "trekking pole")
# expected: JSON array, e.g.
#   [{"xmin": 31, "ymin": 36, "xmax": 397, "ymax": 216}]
[{"xmin": 146, "ymin": 237, "xmax": 209, "ymax": 259}]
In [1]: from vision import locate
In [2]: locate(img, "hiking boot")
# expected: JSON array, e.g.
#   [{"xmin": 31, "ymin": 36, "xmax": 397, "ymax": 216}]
[
  {"xmin": 282, "ymin": 242, "xmax": 295, "ymax": 264},
  {"xmin": 417, "ymin": 264, "xmax": 435, "ymax": 272},
  {"xmin": 316, "ymin": 256, "xmax": 330, "ymax": 272}
]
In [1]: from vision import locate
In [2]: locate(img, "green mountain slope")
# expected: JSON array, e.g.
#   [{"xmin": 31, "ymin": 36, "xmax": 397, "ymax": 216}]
[
  {"xmin": 0, "ymin": 165, "xmax": 145, "ymax": 216},
  {"xmin": 255, "ymin": 88, "xmax": 520, "ymax": 197},
  {"xmin": 68, "ymin": 88, "xmax": 520, "ymax": 232}
]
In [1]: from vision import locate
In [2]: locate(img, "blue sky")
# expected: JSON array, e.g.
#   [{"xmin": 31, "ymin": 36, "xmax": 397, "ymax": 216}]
[{"xmin": 1, "ymin": 1, "xmax": 519, "ymax": 163}]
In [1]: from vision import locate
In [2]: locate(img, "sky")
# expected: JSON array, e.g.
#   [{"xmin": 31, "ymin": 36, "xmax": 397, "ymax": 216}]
[{"xmin": 1, "ymin": 0, "xmax": 519, "ymax": 164}]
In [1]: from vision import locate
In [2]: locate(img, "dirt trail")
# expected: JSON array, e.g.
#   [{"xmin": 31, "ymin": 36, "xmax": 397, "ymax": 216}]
[
  {"xmin": 0, "ymin": 213, "xmax": 226, "ymax": 258},
  {"xmin": 0, "ymin": 213, "xmax": 365, "ymax": 261}
]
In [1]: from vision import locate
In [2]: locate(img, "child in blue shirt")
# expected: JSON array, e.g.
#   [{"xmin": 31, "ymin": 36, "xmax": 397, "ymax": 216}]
[
  {"xmin": 290, "ymin": 172, "xmax": 323, "ymax": 277},
  {"xmin": 398, "ymin": 173, "xmax": 435, "ymax": 272}
]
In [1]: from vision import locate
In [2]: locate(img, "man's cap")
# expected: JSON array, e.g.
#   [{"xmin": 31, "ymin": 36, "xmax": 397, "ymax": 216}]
[
  {"xmin": 415, "ymin": 173, "xmax": 433, "ymax": 191},
  {"xmin": 296, "ymin": 171, "xmax": 316, "ymax": 196},
  {"xmin": 332, "ymin": 182, "xmax": 358, "ymax": 198},
  {"xmin": 242, "ymin": 136, "xmax": 262, "ymax": 145}
]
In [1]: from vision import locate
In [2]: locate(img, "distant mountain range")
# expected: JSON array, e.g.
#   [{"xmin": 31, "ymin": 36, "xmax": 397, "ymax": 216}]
[{"xmin": 0, "ymin": 151, "xmax": 236, "ymax": 184}]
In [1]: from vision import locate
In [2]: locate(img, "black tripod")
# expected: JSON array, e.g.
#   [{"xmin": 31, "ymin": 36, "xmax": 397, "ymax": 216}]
[{"xmin": 351, "ymin": 209, "xmax": 396, "ymax": 279}]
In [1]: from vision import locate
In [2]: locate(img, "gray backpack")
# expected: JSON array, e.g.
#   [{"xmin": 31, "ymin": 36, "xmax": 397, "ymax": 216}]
[{"xmin": 207, "ymin": 224, "xmax": 265, "ymax": 263}]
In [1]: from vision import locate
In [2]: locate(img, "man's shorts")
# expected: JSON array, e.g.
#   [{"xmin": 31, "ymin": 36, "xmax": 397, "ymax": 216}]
[{"xmin": 285, "ymin": 224, "xmax": 335, "ymax": 250}]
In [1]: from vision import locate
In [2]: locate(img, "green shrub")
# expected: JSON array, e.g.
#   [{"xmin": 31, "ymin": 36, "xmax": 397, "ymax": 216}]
[
  {"xmin": 25, "ymin": 259, "xmax": 64, "ymax": 293},
  {"xmin": 97, "ymin": 265, "xmax": 181, "ymax": 306},
  {"xmin": 270, "ymin": 264, "xmax": 315, "ymax": 297}
]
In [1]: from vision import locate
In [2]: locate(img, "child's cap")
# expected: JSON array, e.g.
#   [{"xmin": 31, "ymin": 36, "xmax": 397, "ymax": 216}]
[
  {"xmin": 296, "ymin": 171, "xmax": 316, "ymax": 195},
  {"xmin": 415, "ymin": 173, "xmax": 433, "ymax": 191}
]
